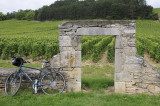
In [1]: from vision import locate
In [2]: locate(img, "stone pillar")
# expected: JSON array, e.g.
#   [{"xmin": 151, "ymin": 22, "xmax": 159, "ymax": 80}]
[
  {"xmin": 114, "ymin": 21, "xmax": 138, "ymax": 93},
  {"xmin": 58, "ymin": 24, "xmax": 81, "ymax": 92}
]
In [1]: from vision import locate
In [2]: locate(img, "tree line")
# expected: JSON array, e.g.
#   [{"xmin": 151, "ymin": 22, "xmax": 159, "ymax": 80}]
[
  {"xmin": 0, "ymin": 0, "xmax": 158, "ymax": 21},
  {"xmin": 5, "ymin": 10, "xmax": 35, "ymax": 21}
]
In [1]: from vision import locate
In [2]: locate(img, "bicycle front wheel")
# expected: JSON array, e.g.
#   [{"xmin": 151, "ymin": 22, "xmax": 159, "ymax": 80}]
[
  {"xmin": 41, "ymin": 71, "xmax": 65, "ymax": 95},
  {"xmin": 5, "ymin": 72, "xmax": 22, "ymax": 96}
]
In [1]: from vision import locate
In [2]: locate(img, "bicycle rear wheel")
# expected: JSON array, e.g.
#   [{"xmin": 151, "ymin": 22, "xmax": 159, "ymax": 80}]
[
  {"xmin": 41, "ymin": 71, "xmax": 65, "ymax": 95},
  {"xmin": 5, "ymin": 72, "xmax": 22, "ymax": 96}
]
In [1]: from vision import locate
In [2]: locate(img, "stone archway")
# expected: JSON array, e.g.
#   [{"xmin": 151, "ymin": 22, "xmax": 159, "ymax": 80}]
[{"xmin": 50, "ymin": 21, "xmax": 160, "ymax": 94}]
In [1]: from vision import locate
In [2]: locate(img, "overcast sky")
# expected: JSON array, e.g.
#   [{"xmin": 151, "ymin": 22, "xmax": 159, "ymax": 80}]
[{"xmin": 0, "ymin": 0, "xmax": 160, "ymax": 14}]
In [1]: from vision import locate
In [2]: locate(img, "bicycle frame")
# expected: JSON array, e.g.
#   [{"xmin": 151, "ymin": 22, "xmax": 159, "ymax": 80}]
[{"xmin": 16, "ymin": 64, "xmax": 52, "ymax": 87}]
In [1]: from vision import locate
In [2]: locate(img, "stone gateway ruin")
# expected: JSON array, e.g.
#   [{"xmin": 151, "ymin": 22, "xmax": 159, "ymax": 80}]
[
  {"xmin": 50, "ymin": 21, "xmax": 160, "ymax": 94},
  {"xmin": 0, "ymin": 21, "xmax": 160, "ymax": 94}
]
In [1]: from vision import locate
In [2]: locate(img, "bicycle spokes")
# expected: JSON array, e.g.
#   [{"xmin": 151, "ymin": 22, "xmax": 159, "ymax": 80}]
[
  {"xmin": 41, "ymin": 71, "xmax": 65, "ymax": 95},
  {"xmin": 5, "ymin": 73, "xmax": 22, "ymax": 96}
]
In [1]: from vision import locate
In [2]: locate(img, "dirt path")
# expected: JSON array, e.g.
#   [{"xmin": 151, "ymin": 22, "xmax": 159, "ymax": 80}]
[{"xmin": 144, "ymin": 53, "xmax": 160, "ymax": 68}]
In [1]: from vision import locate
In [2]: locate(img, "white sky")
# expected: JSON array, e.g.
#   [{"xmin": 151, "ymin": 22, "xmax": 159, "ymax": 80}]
[
  {"xmin": 0, "ymin": 0, "xmax": 160, "ymax": 14},
  {"xmin": 0, "ymin": 0, "xmax": 56, "ymax": 14}
]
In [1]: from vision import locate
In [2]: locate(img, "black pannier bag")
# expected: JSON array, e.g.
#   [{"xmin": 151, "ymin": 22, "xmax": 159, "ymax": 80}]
[{"xmin": 12, "ymin": 57, "xmax": 24, "ymax": 66}]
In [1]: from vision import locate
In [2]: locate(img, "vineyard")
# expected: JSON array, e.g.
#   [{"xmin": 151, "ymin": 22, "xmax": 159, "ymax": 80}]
[
  {"xmin": 0, "ymin": 20, "xmax": 60, "ymax": 60},
  {"xmin": 0, "ymin": 19, "xmax": 160, "ymax": 63},
  {"xmin": 136, "ymin": 20, "xmax": 160, "ymax": 62}
]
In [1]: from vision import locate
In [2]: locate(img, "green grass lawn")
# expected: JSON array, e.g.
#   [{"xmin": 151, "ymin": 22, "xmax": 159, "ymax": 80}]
[
  {"xmin": 82, "ymin": 65, "xmax": 114, "ymax": 91},
  {"xmin": 1, "ymin": 88, "xmax": 160, "ymax": 106},
  {"xmin": 1, "ymin": 64, "xmax": 160, "ymax": 106}
]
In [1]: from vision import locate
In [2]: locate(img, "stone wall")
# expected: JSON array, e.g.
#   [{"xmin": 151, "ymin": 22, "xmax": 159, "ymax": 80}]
[
  {"xmin": 0, "ymin": 68, "xmax": 40, "ymax": 94},
  {"xmin": 50, "ymin": 21, "xmax": 160, "ymax": 94}
]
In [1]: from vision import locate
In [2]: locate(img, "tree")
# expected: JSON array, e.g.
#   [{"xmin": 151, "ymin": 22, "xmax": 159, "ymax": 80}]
[
  {"xmin": 25, "ymin": 11, "xmax": 35, "ymax": 21},
  {"xmin": 138, "ymin": 0, "xmax": 146, "ymax": 5},
  {"xmin": 0, "ymin": 12, "xmax": 6, "ymax": 21},
  {"xmin": 15, "ymin": 10, "xmax": 26, "ymax": 20},
  {"xmin": 37, "ymin": 6, "xmax": 51, "ymax": 21},
  {"xmin": 6, "ymin": 12, "xmax": 16, "ymax": 20}
]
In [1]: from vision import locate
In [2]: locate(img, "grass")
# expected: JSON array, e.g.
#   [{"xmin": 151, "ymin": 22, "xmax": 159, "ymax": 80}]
[
  {"xmin": 0, "ymin": 19, "xmax": 61, "ymax": 37},
  {"xmin": 0, "ymin": 59, "xmax": 42, "ymax": 68},
  {"xmin": 82, "ymin": 65, "xmax": 114, "ymax": 90},
  {"xmin": 1, "ymin": 61, "xmax": 160, "ymax": 105},
  {"xmin": 156, "ymin": 67, "xmax": 160, "ymax": 70},
  {"xmin": 1, "ymin": 89, "xmax": 160, "ymax": 106}
]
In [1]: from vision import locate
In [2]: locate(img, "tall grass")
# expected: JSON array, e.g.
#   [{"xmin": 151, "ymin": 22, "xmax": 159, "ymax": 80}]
[
  {"xmin": 82, "ymin": 65, "xmax": 114, "ymax": 90},
  {"xmin": 1, "ymin": 90, "xmax": 160, "ymax": 106}
]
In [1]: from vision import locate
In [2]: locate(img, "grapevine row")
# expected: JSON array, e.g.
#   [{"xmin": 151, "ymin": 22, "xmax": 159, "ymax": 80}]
[
  {"xmin": 136, "ymin": 36, "xmax": 160, "ymax": 62},
  {"xmin": 92, "ymin": 36, "xmax": 113, "ymax": 62},
  {"xmin": 0, "ymin": 37, "xmax": 59, "ymax": 60},
  {"xmin": 82, "ymin": 37, "xmax": 103, "ymax": 56},
  {"xmin": 107, "ymin": 37, "xmax": 115, "ymax": 63}
]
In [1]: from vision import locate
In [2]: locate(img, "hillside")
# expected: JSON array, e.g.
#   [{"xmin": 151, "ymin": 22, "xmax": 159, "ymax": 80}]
[
  {"xmin": 0, "ymin": 20, "xmax": 160, "ymax": 106},
  {"xmin": 154, "ymin": 8, "xmax": 160, "ymax": 17},
  {"xmin": 0, "ymin": 19, "xmax": 160, "ymax": 64}
]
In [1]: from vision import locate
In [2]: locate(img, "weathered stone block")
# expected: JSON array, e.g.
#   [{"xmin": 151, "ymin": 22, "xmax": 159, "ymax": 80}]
[
  {"xmin": 115, "ymin": 35, "xmax": 123, "ymax": 49},
  {"xmin": 155, "ymin": 86, "xmax": 160, "ymax": 93},
  {"xmin": 60, "ymin": 51, "xmax": 81, "ymax": 68},
  {"xmin": 115, "ymin": 49, "xmax": 123, "ymax": 73},
  {"xmin": 121, "ymin": 37, "xmax": 128, "ymax": 47},
  {"xmin": 128, "ymin": 38, "xmax": 136, "ymax": 47},
  {"xmin": 123, "ymin": 64, "xmax": 142, "ymax": 73},
  {"xmin": 122, "ymin": 33, "xmax": 135, "ymax": 38},
  {"xmin": 74, "ymin": 51, "xmax": 81, "ymax": 68},
  {"xmin": 60, "ymin": 47, "xmax": 74, "ymax": 52},
  {"xmin": 129, "ymin": 22, "xmax": 136, "ymax": 27},
  {"xmin": 50, "ymin": 54, "xmax": 60, "ymax": 68},
  {"xmin": 115, "ymin": 73, "xmax": 133, "ymax": 82},
  {"xmin": 67, "ymin": 68, "xmax": 81, "ymax": 82},
  {"xmin": 125, "ymin": 56, "xmax": 144, "ymax": 64},
  {"xmin": 66, "ymin": 81, "xmax": 81, "ymax": 92},
  {"xmin": 71, "ymin": 35, "xmax": 81, "ymax": 51},
  {"xmin": 65, "ymin": 68, "xmax": 81, "ymax": 92},
  {"xmin": 147, "ymin": 85, "xmax": 155, "ymax": 93},
  {"xmin": 66, "ymin": 31, "xmax": 76, "ymax": 36},
  {"xmin": 115, "ymin": 82, "xmax": 126, "ymax": 93},
  {"xmin": 60, "ymin": 29, "xmax": 72, "ymax": 32},
  {"xmin": 123, "ymin": 47, "xmax": 137, "ymax": 56},
  {"xmin": 58, "ymin": 25, "xmax": 68, "ymax": 29},
  {"xmin": 76, "ymin": 27, "xmax": 120, "ymax": 35},
  {"xmin": 59, "ymin": 36, "xmax": 72, "ymax": 47},
  {"xmin": 0, "ymin": 88, "xmax": 4, "ymax": 94},
  {"xmin": 60, "ymin": 51, "xmax": 74, "ymax": 68},
  {"xmin": 135, "ymin": 88, "xmax": 145, "ymax": 94},
  {"xmin": 124, "ymin": 29, "xmax": 136, "ymax": 34}
]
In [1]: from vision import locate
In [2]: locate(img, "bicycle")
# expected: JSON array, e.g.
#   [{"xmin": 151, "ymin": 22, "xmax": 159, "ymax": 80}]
[{"xmin": 5, "ymin": 57, "xmax": 66, "ymax": 96}]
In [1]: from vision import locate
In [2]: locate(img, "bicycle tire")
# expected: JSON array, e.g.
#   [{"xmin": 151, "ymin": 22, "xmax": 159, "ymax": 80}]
[
  {"xmin": 5, "ymin": 72, "xmax": 22, "ymax": 96},
  {"xmin": 41, "ymin": 71, "xmax": 65, "ymax": 95}
]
